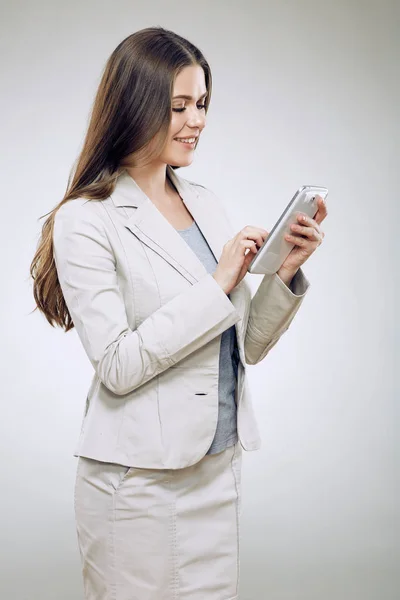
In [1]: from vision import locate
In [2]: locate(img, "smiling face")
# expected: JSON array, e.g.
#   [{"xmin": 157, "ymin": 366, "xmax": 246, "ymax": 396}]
[{"xmin": 160, "ymin": 64, "xmax": 208, "ymax": 167}]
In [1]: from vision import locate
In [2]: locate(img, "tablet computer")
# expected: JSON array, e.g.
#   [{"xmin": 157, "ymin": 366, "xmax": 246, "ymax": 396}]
[{"xmin": 247, "ymin": 185, "xmax": 328, "ymax": 275}]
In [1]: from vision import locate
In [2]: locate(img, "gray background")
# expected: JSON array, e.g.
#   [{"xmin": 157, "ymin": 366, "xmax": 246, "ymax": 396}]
[{"xmin": 1, "ymin": 0, "xmax": 398, "ymax": 598}]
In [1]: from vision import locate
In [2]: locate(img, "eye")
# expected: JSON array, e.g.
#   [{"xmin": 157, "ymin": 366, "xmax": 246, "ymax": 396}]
[{"xmin": 172, "ymin": 104, "xmax": 206, "ymax": 113}]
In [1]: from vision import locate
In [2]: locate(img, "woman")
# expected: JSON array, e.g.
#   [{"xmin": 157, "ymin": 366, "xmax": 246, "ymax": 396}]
[{"xmin": 30, "ymin": 26, "xmax": 326, "ymax": 600}]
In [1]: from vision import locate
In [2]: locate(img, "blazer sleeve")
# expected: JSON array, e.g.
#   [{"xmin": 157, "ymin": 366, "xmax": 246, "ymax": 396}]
[
  {"xmin": 243, "ymin": 267, "xmax": 311, "ymax": 365},
  {"xmin": 187, "ymin": 181, "xmax": 312, "ymax": 367},
  {"xmin": 52, "ymin": 201, "xmax": 241, "ymax": 396}
]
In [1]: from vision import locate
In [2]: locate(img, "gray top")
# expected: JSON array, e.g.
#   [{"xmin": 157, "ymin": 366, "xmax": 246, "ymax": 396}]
[{"xmin": 177, "ymin": 220, "xmax": 239, "ymax": 455}]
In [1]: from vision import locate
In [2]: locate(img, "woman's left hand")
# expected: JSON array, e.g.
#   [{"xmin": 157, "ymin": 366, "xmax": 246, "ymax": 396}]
[{"xmin": 279, "ymin": 195, "xmax": 328, "ymax": 275}]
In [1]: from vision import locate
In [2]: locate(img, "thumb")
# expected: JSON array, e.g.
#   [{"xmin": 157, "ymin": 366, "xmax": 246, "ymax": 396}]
[
  {"xmin": 238, "ymin": 246, "xmax": 257, "ymax": 280},
  {"xmin": 244, "ymin": 244, "xmax": 257, "ymax": 265}
]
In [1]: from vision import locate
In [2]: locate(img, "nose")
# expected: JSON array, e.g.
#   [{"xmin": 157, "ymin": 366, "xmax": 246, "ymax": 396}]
[{"xmin": 186, "ymin": 106, "xmax": 206, "ymax": 129}]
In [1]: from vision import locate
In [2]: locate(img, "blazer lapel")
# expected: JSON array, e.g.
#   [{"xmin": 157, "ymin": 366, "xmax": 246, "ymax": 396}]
[
  {"xmin": 111, "ymin": 165, "xmax": 229, "ymax": 285},
  {"xmin": 111, "ymin": 165, "xmax": 249, "ymax": 367}
]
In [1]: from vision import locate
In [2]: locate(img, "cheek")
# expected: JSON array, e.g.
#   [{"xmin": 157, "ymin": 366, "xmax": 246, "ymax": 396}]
[{"xmin": 170, "ymin": 113, "xmax": 185, "ymax": 137}]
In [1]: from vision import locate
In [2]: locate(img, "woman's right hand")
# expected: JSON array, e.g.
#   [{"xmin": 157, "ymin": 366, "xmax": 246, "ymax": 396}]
[{"xmin": 213, "ymin": 226, "xmax": 269, "ymax": 294}]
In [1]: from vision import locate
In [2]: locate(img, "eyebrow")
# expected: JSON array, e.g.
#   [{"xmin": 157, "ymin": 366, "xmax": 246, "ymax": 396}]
[{"xmin": 172, "ymin": 92, "xmax": 208, "ymax": 100}]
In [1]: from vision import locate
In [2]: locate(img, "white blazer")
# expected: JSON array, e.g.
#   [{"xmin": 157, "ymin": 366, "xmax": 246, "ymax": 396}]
[{"xmin": 52, "ymin": 165, "xmax": 310, "ymax": 468}]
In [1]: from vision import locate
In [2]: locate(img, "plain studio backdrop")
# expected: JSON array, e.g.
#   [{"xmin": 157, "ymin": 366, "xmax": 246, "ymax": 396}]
[{"xmin": 1, "ymin": 1, "xmax": 398, "ymax": 599}]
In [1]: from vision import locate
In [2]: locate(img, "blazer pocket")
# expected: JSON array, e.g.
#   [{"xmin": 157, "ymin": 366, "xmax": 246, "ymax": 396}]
[{"xmin": 157, "ymin": 366, "xmax": 219, "ymax": 461}]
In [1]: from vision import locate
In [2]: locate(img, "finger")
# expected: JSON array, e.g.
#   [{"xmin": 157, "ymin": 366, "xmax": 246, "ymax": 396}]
[
  {"xmin": 239, "ymin": 226, "xmax": 269, "ymax": 242},
  {"xmin": 236, "ymin": 230, "xmax": 265, "ymax": 249},
  {"xmin": 239, "ymin": 225, "xmax": 269, "ymax": 247},
  {"xmin": 239, "ymin": 249, "xmax": 256, "ymax": 278},
  {"xmin": 245, "ymin": 244, "xmax": 258, "ymax": 258},
  {"xmin": 285, "ymin": 233, "xmax": 313, "ymax": 248},
  {"xmin": 312, "ymin": 196, "xmax": 328, "ymax": 225},
  {"xmin": 242, "ymin": 225, "xmax": 269, "ymax": 235},
  {"xmin": 234, "ymin": 239, "xmax": 259, "ymax": 254},
  {"xmin": 237, "ymin": 264, "xmax": 248, "ymax": 283},
  {"xmin": 297, "ymin": 213, "xmax": 323, "ymax": 236},
  {"xmin": 290, "ymin": 223, "xmax": 321, "ymax": 241}
]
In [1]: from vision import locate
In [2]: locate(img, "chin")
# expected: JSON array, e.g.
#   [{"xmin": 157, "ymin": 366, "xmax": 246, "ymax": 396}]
[{"xmin": 168, "ymin": 154, "xmax": 194, "ymax": 168}]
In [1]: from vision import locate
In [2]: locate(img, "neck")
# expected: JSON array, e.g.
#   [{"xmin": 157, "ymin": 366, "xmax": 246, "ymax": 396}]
[{"xmin": 125, "ymin": 163, "xmax": 176, "ymax": 202}]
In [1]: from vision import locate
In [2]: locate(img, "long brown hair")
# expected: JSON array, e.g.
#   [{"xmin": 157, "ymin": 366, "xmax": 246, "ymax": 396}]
[{"xmin": 30, "ymin": 26, "xmax": 212, "ymax": 332}]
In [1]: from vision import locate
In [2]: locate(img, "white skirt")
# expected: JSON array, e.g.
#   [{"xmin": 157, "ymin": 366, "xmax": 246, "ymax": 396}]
[{"xmin": 74, "ymin": 442, "xmax": 242, "ymax": 600}]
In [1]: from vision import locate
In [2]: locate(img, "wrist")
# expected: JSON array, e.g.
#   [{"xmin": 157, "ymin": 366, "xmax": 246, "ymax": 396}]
[
  {"xmin": 212, "ymin": 273, "xmax": 230, "ymax": 295},
  {"xmin": 277, "ymin": 267, "xmax": 298, "ymax": 287}
]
